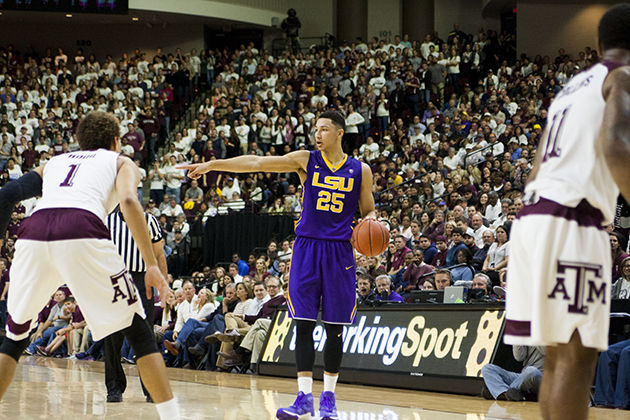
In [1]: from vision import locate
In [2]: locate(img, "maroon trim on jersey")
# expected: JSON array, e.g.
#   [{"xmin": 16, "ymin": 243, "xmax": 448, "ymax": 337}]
[
  {"xmin": 517, "ymin": 197, "xmax": 604, "ymax": 229},
  {"xmin": 504, "ymin": 319, "xmax": 531, "ymax": 337},
  {"xmin": 601, "ymin": 59, "xmax": 624, "ymax": 72},
  {"xmin": 6, "ymin": 314, "xmax": 30, "ymax": 336},
  {"xmin": 18, "ymin": 208, "xmax": 110, "ymax": 241}
]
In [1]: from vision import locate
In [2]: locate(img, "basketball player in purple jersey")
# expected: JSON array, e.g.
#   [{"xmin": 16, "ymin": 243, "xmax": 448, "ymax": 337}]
[
  {"xmin": 181, "ymin": 110, "xmax": 376, "ymax": 419},
  {"xmin": 0, "ymin": 112, "xmax": 179, "ymax": 419},
  {"xmin": 504, "ymin": 5, "xmax": 630, "ymax": 419}
]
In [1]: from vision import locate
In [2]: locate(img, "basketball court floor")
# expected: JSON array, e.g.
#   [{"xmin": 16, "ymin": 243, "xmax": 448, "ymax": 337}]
[{"xmin": 1, "ymin": 356, "xmax": 625, "ymax": 419}]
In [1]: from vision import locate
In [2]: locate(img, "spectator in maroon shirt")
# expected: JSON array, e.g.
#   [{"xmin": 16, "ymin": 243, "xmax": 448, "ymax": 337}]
[
  {"xmin": 0, "ymin": 258, "xmax": 8, "ymax": 330},
  {"xmin": 6, "ymin": 212, "xmax": 20, "ymax": 238},
  {"xmin": 390, "ymin": 235, "xmax": 411, "ymax": 272},
  {"xmin": 431, "ymin": 236, "xmax": 448, "ymax": 268},
  {"xmin": 139, "ymin": 107, "xmax": 160, "ymax": 163},
  {"xmin": 21, "ymin": 141, "xmax": 39, "ymax": 170},
  {"xmin": 424, "ymin": 210, "xmax": 445, "ymax": 241},
  {"xmin": 37, "ymin": 296, "xmax": 86, "ymax": 356},
  {"xmin": 402, "ymin": 249, "xmax": 434, "ymax": 295},
  {"xmin": 123, "ymin": 123, "xmax": 145, "ymax": 159}
]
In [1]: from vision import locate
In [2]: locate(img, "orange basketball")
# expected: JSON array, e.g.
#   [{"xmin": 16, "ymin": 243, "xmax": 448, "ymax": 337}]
[{"xmin": 352, "ymin": 219, "xmax": 390, "ymax": 256}]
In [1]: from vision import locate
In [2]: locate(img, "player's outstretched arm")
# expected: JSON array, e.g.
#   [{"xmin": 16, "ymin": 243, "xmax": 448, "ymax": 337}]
[
  {"xmin": 178, "ymin": 150, "xmax": 310, "ymax": 179},
  {"xmin": 600, "ymin": 67, "xmax": 630, "ymax": 201},
  {"xmin": 0, "ymin": 166, "xmax": 44, "ymax": 236},
  {"xmin": 359, "ymin": 163, "xmax": 377, "ymax": 219},
  {"xmin": 116, "ymin": 156, "xmax": 169, "ymax": 307}
]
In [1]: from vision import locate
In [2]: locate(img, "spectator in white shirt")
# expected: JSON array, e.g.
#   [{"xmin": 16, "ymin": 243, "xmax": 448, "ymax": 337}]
[
  {"xmin": 221, "ymin": 177, "xmax": 241, "ymax": 200},
  {"xmin": 359, "ymin": 136, "xmax": 380, "ymax": 162}
]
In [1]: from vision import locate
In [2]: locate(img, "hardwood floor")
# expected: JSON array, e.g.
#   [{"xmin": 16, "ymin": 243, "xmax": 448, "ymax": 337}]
[{"xmin": 0, "ymin": 356, "xmax": 625, "ymax": 419}]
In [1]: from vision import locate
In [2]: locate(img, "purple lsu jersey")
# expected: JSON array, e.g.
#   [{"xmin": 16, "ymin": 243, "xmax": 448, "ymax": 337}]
[{"xmin": 295, "ymin": 151, "xmax": 362, "ymax": 241}]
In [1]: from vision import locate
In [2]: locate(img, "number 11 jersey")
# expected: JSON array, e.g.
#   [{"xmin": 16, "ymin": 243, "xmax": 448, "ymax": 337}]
[
  {"xmin": 526, "ymin": 61, "xmax": 619, "ymax": 225},
  {"xmin": 36, "ymin": 149, "xmax": 120, "ymax": 222}
]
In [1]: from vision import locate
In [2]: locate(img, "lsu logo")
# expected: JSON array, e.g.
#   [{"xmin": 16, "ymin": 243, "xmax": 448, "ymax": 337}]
[{"xmin": 311, "ymin": 172, "xmax": 354, "ymax": 192}]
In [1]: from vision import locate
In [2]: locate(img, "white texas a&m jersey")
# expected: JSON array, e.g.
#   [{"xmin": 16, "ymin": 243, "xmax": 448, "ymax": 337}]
[
  {"xmin": 35, "ymin": 149, "xmax": 120, "ymax": 222},
  {"xmin": 525, "ymin": 62, "xmax": 620, "ymax": 224}
]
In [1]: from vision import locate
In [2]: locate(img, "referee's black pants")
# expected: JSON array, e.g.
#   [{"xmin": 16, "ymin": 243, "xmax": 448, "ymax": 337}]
[{"xmin": 103, "ymin": 271, "xmax": 154, "ymax": 398}]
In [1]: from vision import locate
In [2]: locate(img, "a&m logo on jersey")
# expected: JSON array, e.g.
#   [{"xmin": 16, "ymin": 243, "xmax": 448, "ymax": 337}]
[
  {"xmin": 548, "ymin": 261, "xmax": 607, "ymax": 314},
  {"xmin": 110, "ymin": 269, "xmax": 139, "ymax": 306},
  {"xmin": 312, "ymin": 172, "xmax": 354, "ymax": 214}
]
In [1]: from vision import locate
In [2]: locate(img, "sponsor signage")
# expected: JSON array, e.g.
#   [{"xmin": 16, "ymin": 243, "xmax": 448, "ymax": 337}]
[{"xmin": 260, "ymin": 306, "xmax": 505, "ymax": 393}]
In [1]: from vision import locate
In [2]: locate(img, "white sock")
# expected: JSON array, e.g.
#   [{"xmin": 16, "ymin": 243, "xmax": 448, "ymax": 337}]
[
  {"xmin": 323, "ymin": 373, "xmax": 338, "ymax": 393},
  {"xmin": 297, "ymin": 376, "xmax": 313, "ymax": 394},
  {"xmin": 155, "ymin": 398, "xmax": 181, "ymax": 420}
]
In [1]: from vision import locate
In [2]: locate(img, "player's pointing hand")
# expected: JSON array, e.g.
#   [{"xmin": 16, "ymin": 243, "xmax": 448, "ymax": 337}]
[{"xmin": 177, "ymin": 162, "xmax": 211, "ymax": 180}]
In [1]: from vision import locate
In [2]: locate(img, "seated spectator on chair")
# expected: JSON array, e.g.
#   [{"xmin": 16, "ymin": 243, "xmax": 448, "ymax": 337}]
[
  {"xmin": 163, "ymin": 286, "xmax": 214, "ymax": 358},
  {"xmin": 0, "ymin": 258, "xmax": 8, "ymax": 329},
  {"xmin": 446, "ymin": 228, "xmax": 467, "ymax": 267},
  {"xmin": 232, "ymin": 253, "xmax": 250, "ymax": 277},
  {"xmin": 434, "ymin": 268, "xmax": 452, "ymax": 291},
  {"xmin": 228, "ymin": 263, "xmax": 243, "ymax": 284},
  {"xmin": 482, "ymin": 224, "xmax": 510, "ymax": 285},
  {"xmin": 593, "ymin": 338, "xmax": 630, "ymax": 409},
  {"xmin": 276, "ymin": 239, "xmax": 292, "ymax": 262},
  {"xmin": 450, "ymin": 248, "xmax": 474, "ymax": 281},
  {"xmin": 373, "ymin": 274, "xmax": 404, "ymax": 303},
  {"xmin": 421, "ymin": 278, "xmax": 436, "ymax": 290},
  {"xmin": 25, "ymin": 289, "xmax": 68, "ymax": 355},
  {"xmin": 184, "ymin": 284, "xmax": 240, "ymax": 368},
  {"xmin": 462, "ymin": 229, "xmax": 479, "ymax": 254},
  {"xmin": 356, "ymin": 272, "xmax": 376, "ymax": 305},
  {"xmin": 162, "ymin": 280, "xmax": 197, "ymax": 354},
  {"xmin": 471, "ymin": 273, "xmax": 492, "ymax": 295},
  {"xmin": 416, "ymin": 234, "xmax": 437, "ymax": 265},
  {"xmin": 390, "ymin": 235, "xmax": 412, "ymax": 273},
  {"xmin": 611, "ymin": 232, "xmax": 629, "ymax": 283},
  {"xmin": 401, "ymin": 249, "xmax": 434, "ymax": 296},
  {"xmin": 162, "ymin": 198, "xmax": 184, "ymax": 219},
  {"xmin": 184, "ymin": 179, "xmax": 204, "ymax": 204},
  {"xmin": 481, "ymin": 345, "xmax": 545, "ymax": 401},
  {"xmin": 473, "ymin": 230, "xmax": 494, "ymax": 271},
  {"xmin": 36, "ymin": 297, "xmax": 85, "ymax": 357},
  {"xmin": 213, "ymin": 283, "xmax": 256, "ymax": 369},
  {"xmin": 153, "ymin": 290, "xmax": 178, "ymax": 346},
  {"xmin": 431, "ymin": 236, "xmax": 448, "ymax": 267},
  {"xmin": 218, "ymin": 277, "xmax": 286, "ymax": 373},
  {"xmin": 612, "ymin": 256, "xmax": 630, "ymax": 299}
]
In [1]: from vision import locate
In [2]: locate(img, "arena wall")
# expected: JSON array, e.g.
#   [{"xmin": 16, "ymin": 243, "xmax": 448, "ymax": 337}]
[{"xmin": 516, "ymin": 1, "xmax": 612, "ymax": 58}]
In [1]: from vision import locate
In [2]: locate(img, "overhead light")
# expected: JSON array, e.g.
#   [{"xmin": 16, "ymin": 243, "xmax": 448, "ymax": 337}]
[
  {"xmin": 132, "ymin": 17, "xmax": 139, "ymax": 21},
  {"xmin": 65, "ymin": 13, "xmax": 72, "ymax": 18}
]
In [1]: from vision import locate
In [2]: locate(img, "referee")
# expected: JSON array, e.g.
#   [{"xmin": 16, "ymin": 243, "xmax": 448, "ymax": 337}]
[{"xmin": 104, "ymin": 207, "xmax": 168, "ymax": 403}]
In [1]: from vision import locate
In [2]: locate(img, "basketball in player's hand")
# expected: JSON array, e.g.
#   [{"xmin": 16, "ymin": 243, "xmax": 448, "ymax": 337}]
[{"xmin": 352, "ymin": 219, "xmax": 390, "ymax": 256}]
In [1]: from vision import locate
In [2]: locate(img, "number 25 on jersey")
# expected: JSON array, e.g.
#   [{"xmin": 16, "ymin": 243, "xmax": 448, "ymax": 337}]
[{"xmin": 316, "ymin": 190, "xmax": 344, "ymax": 213}]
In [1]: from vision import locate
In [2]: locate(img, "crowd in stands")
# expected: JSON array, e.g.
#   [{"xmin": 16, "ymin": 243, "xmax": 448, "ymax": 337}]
[{"xmin": 2, "ymin": 23, "xmax": 630, "ymax": 381}]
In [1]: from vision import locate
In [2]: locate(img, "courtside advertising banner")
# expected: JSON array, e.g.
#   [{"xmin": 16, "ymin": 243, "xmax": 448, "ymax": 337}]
[{"xmin": 261, "ymin": 307, "xmax": 505, "ymax": 378}]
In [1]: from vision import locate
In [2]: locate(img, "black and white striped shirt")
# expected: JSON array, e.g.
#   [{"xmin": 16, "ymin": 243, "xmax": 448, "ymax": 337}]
[{"xmin": 106, "ymin": 211, "xmax": 163, "ymax": 273}]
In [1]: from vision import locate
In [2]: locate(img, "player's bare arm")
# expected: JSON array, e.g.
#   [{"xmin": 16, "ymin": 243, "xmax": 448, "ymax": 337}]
[
  {"xmin": 359, "ymin": 163, "xmax": 377, "ymax": 219},
  {"xmin": 525, "ymin": 129, "xmax": 546, "ymax": 185},
  {"xmin": 178, "ymin": 150, "xmax": 310, "ymax": 180},
  {"xmin": 153, "ymin": 238, "xmax": 169, "ymax": 279},
  {"xmin": 600, "ymin": 66, "xmax": 630, "ymax": 200},
  {"xmin": 116, "ymin": 156, "xmax": 169, "ymax": 307}
]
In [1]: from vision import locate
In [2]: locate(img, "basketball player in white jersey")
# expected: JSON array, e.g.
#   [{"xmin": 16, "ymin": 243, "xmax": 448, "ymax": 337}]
[
  {"xmin": 505, "ymin": 5, "xmax": 630, "ymax": 419},
  {"xmin": 0, "ymin": 111, "xmax": 180, "ymax": 419}
]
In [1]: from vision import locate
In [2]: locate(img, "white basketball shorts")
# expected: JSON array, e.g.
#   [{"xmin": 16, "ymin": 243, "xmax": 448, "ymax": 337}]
[
  {"xmin": 504, "ymin": 198, "xmax": 610, "ymax": 351},
  {"xmin": 6, "ymin": 208, "xmax": 145, "ymax": 342}
]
